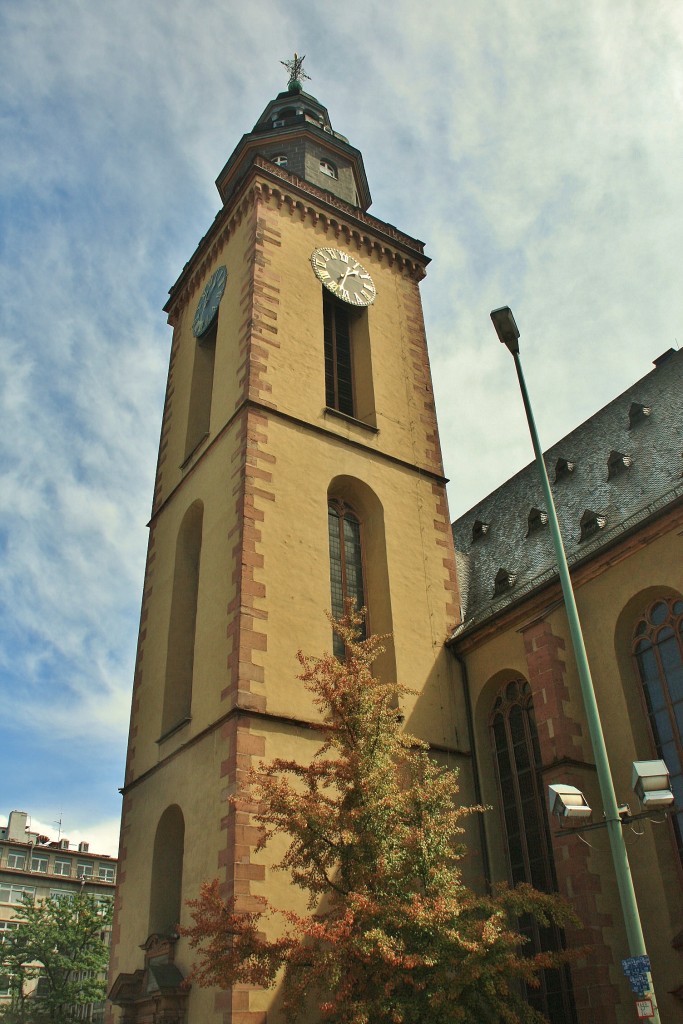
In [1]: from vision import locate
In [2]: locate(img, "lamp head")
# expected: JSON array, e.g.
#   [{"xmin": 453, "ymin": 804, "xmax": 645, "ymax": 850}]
[
  {"xmin": 548, "ymin": 783, "xmax": 592, "ymax": 819},
  {"xmin": 632, "ymin": 760, "xmax": 674, "ymax": 809},
  {"xmin": 490, "ymin": 306, "xmax": 520, "ymax": 354}
]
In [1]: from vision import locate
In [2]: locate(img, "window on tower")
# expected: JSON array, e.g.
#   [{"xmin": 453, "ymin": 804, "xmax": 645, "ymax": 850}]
[
  {"xmin": 319, "ymin": 159, "xmax": 337, "ymax": 178},
  {"xmin": 324, "ymin": 292, "xmax": 354, "ymax": 416},
  {"xmin": 328, "ymin": 499, "xmax": 367, "ymax": 659}
]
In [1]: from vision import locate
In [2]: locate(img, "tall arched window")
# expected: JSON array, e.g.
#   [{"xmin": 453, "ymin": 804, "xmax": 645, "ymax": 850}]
[
  {"xmin": 324, "ymin": 292, "xmax": 354, "ymax": 416},
  {"xmin": 632, "ymin": 596, "xmax": 683, "ymax": 863},
  {"xmin": 161, "ymin": 502, "xmax": 203, "ymax": 737},
  {"xmin": 490, "ymin": 679, "xmax": 576, "ymax": 1023},
  {"xmin": 149, "ymin": 805, "xmax": 185, "ymax": 937},
  {"xmin": 328, "ymin": 499, "xmax": 366, "ymax": 658}
]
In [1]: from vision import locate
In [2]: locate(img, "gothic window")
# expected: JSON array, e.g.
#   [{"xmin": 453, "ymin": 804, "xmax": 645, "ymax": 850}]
[
  {"xmin": 161, "ymin": 502, "xmax": 203, "ymax": 737},
  {"xmin": 324, "ymin": 291, "xmax": 354, "ymax": 416},
  {"xmin": 632, "ymin": 596, "xmax": 683, "ymax": 863},
  {"xmin": 328, "ymin": 499, "xmax": 366, "ymax": 658},
  {"xmin": 490, "ymin": 679, "xmax": 576, "ymax": 1023}
]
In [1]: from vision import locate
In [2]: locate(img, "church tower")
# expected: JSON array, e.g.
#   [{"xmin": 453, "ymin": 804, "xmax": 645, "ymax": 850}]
[{"xmin": 108, "ymin": 58, "xmax": 466, "ymax": 1023}]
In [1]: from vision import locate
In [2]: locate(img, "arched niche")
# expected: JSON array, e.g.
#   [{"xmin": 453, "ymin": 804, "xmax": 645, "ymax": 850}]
[
  {"xmin": 161, "ymin": 500, "xmax": 204, "ymax": 736},
  {"xmin": 148, "ymin": 804, "xmax": 185, "ymax": 937}
]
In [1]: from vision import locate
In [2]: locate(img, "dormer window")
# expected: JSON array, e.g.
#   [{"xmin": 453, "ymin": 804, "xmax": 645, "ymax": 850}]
[
  {"xmin": 579, "ymin": 509, "xmax": 607, "ymax": 541},
  {"xmin": 271, "ymin": 154, "xmax": 288, "ymax": 167},
  {"xmin": 472, "ymin": 519, "xmax": 490, "ymax": 541},
  {"xmin": 494, "ymin": 568, "xmax": 517, "ymax": 596},
  {"xmin": 319, "ymin": 159, "xmax": 338, "ymax": 179},
  {"xmin": 628, "ymin": 402, "xmax": 652, "ymax": 428},
  {"xmin": 607, "ymin": 450, "xmax": 632, "ymax": 479},
  {"xmin": 554, "ymin": 458, "xmax": 575, "ymax": 482},
  {"xmin": 527, "ymin": 507, "xmax": 548, "ymax": 535}
]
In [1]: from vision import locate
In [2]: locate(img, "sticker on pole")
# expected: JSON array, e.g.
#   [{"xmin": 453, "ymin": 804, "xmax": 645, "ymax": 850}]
[
  {"xmin": 622, "ymin": 955, "xmax": 651, "ymax": 975},
  {"xmin": 635, "ymin": 999, "xmax": 654, "ymax": 1019}
]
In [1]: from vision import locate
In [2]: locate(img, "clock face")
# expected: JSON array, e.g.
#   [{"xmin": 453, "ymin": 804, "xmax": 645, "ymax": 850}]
[
  {"xmin": 192, "ymin": 265, "xmax": 228, "ymax": 338},
  {"xmin": 310, "ymin": 248, "xmax": 376, "ymax": 307}
]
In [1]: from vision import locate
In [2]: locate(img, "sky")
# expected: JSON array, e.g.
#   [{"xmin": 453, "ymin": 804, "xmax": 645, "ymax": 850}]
[{"xmin": 1, "ymin": 1, "xmax": 682, "ymax": 857}]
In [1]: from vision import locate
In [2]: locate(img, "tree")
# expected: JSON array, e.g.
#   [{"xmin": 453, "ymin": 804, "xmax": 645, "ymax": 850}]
[
  {"xmin": 0, "ymin": 890, "xmax": 112, "ymax": 1024},
  {"xmin": 183, "ymin": 609, "xmax": 578, "ymax": 1024}
]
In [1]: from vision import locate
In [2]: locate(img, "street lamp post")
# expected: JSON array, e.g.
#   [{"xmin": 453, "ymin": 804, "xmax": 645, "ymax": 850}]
[{"xmin": 490, "ymin": 306, "xmax": 661, "ymax": 1023}]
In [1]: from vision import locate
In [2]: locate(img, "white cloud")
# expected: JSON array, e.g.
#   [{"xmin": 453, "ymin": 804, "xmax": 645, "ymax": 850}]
[{"xmin": 1, "ymin": 0, "xmax": 682, "ymax": 830}]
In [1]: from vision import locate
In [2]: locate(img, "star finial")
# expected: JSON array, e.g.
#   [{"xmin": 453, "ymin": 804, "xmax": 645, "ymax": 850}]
[{"xmin": 280, "ymin": 52, "xmax": 311, "ymax": 92}]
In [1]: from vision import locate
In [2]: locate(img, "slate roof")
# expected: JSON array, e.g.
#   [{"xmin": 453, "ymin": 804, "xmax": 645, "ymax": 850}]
[{"xmin": 451, "ymin": 348, "xmax": 683, "ymax": 638}]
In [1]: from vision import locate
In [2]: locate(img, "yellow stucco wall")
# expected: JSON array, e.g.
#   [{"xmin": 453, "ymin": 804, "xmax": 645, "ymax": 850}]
[
  {"xmin": 458, "ymin": 522, "xmax": 683, "ymax": 1022},
  {"xmin": 111, "ymin": 175, "xmax": 468, "ymax": 1022}
]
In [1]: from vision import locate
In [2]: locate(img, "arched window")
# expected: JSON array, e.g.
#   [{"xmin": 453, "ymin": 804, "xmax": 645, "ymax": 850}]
[
  {"xmin": 632, "ymin": 596, "xmax": 683, "ymax": 862},
  {"xmin": 149, "ymin": 805, "xmax": 185, "ymax": 937},
  {"xmin": 319, "ymin": 158, "xmax": 337, "ymax": 178},
  {"xmin": 490, "ymin": 680, "xmax": 576, "ymax": 1023},
  {"xmin": 328, "ymin": 499, "xmax": 366, "ymax": 658},
  {"xmin": 324, "ymin": 292, "xmax": 354, "ymax": 416},
  {"xmin": 161, "ymin": 502, "xmax": 203, "ymax": 737}
]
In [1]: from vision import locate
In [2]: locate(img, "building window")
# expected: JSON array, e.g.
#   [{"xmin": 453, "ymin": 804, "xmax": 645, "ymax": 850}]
[
  {"xmin": 0, "ymin": 921, "xmax": 19, "ymax": 940},
  {"xmin": 50, "ymin": 889, "xmax": 75, "ymax": 902},
  {"xmin": 328, "ymin": 499, "xmax": 366, "ymax": 659},
  {"xmin": 54, "ymin": 858, "xmax": 72, "ymax": 877},
  {"xmin": 31, "ymin": 853, "xmax": 48, "ymax": 872},
  {"xmin": 632, "ymin": 596, "xmax": 683, "ymax": 863},
  {"xmin": 319, "ymin": 158, "xmax": 337, "ymax": 178},
  {"xmin": 6, "ymin": 851, "xmax": 26, "ymax": 870},
  {"xmin": 98, "ymin": 864, "xmax": 115, "ymax": 883},
  {"xmin": 271, "ymin": 153, "xmax": 288, "ymax": 167},
  {"xmin": 324, "ymin": 291, "xmax": 354, "ymax": 416},
  {"xmin": 77, "ymin": 863, "xmax": 94, "ymax": 879},
  {"xmin": 490, "ymin": 679, "xmax": 576, "ymax": 1023},
  {"xmin": 0, "ymin": 883, "xmax": 35, "ymax": 905}
]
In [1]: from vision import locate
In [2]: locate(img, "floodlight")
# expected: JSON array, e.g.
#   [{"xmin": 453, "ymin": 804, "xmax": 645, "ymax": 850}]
[
  {"xmin": 632, "ymin": 760, "xmax": 674, "ymax": 810},
  {"xmin": 548, "ymin": 783, "xmax": 592, "ymax": 819}
]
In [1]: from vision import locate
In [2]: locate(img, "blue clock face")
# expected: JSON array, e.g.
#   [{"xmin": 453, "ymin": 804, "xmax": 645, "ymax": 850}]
[{"xmin": 192, "ymin": 265, "xmax": 228, "ymax": 338}]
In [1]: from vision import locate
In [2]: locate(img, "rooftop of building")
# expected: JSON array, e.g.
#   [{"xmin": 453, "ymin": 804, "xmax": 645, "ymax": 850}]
[
  {"xmin": 0, "ymin": 810, "xmax": 116, "ymax": 861},
  {"xmin": 451, "ymin": 347, "xmax": 683, "ymax": 638}
]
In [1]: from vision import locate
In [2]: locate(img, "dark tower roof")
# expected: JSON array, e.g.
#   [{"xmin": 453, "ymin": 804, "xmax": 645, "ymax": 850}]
[{"xmin": 214, "ymin": 87, "xmax": 372, "ymax": 212}]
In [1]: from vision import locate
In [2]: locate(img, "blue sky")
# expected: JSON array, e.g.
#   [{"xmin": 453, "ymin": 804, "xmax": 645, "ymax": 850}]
[{"xmin": 1, "ymin": 1, "xmax": 682, "ymax": 856}]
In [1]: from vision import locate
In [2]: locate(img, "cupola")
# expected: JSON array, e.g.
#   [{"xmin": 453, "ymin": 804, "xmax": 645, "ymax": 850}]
[{"xmin": 214, "ymin": 55, "xmax": 371, "ymax": 211}]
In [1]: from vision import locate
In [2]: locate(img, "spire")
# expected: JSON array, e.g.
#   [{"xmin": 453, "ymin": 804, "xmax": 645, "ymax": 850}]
[{"xmin": 280, "ymin": 52, "xmax": 311, "ymax": 94}]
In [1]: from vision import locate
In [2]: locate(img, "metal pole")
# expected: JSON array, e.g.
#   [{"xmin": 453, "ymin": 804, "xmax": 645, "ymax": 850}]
[{"xmin": 509, "ymin": 346, "xmax": 660, "ymax": 1021}]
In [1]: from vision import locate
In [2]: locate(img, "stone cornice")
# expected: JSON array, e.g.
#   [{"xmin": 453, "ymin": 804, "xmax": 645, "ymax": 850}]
[{"xmin": 164, "ymin": 159, "xmax": 429, "ymax": 322}]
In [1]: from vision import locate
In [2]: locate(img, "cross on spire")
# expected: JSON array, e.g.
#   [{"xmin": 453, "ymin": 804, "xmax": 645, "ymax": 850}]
[{"xmin": 281, "ymin": 52, "xmax": 311, "ymax": 92}]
